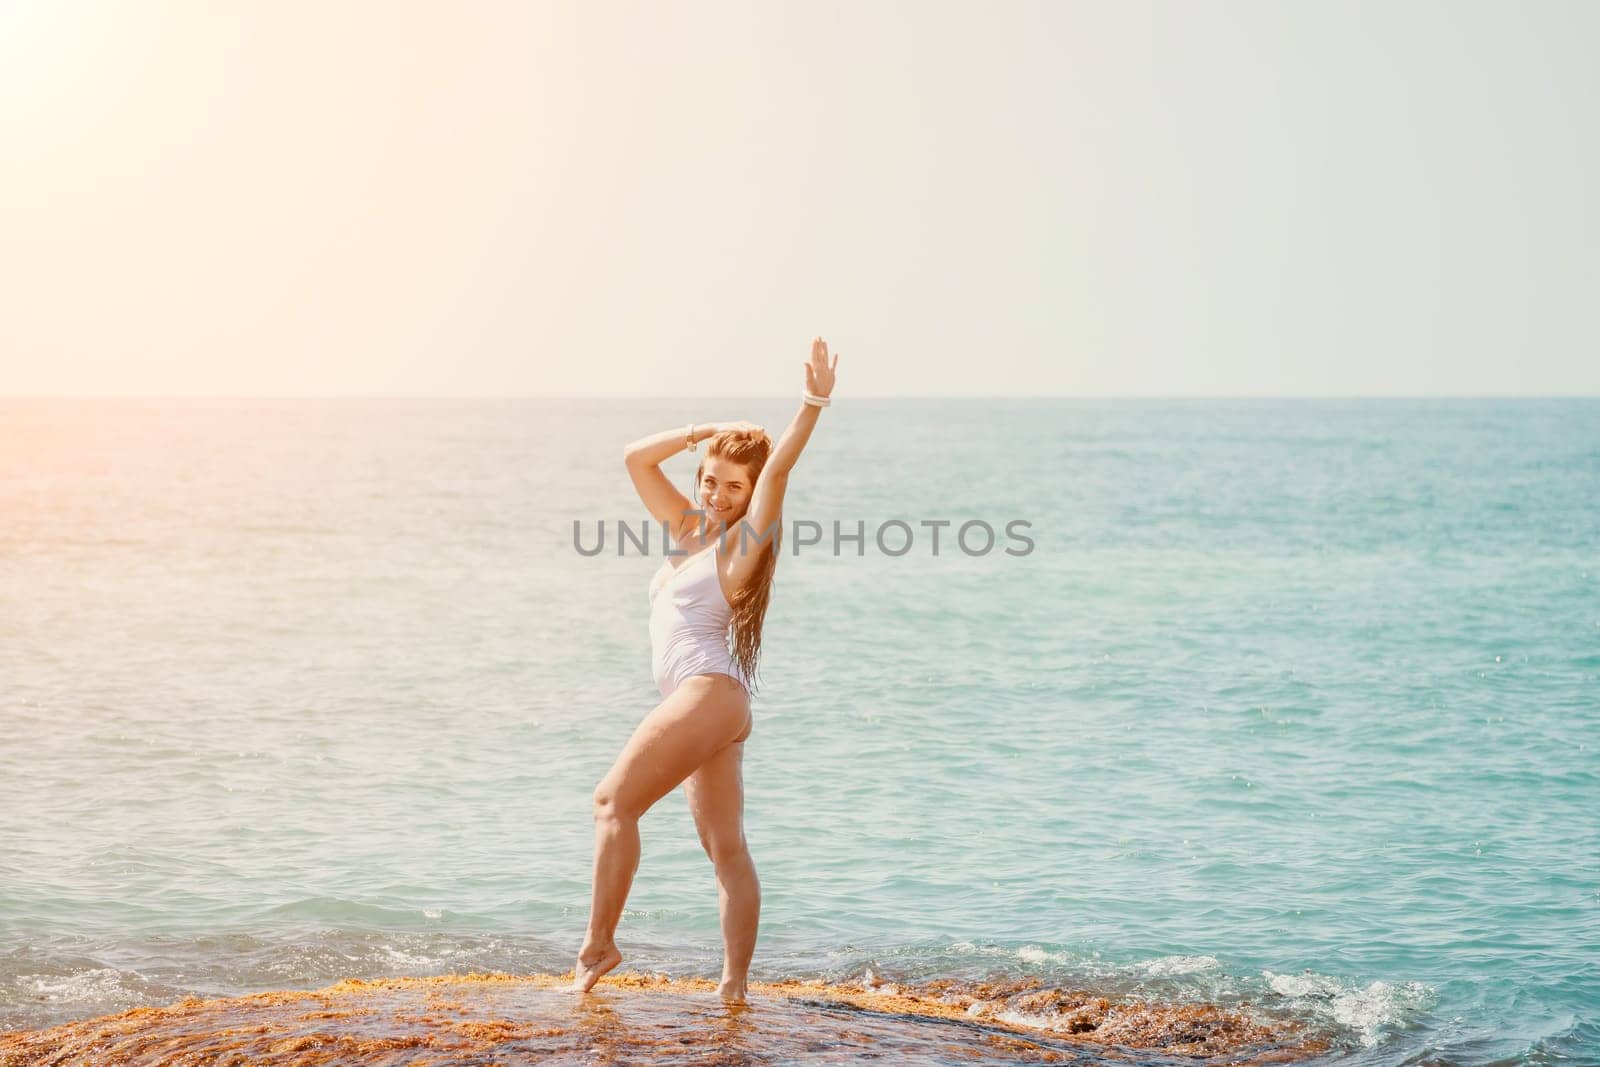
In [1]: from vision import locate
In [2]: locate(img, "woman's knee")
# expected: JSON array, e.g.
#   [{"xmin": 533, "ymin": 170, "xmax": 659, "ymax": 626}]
[
  {"xmin": 592, "ymin": 780, "xmax": 640, "ymax": 822},
  {"xmin": 697, "ymin": 819, "xmax": 752, "ymax": 870},
  {"xmin": 699, "ymin": 831, "xmax": 751, "ymax": 868}
]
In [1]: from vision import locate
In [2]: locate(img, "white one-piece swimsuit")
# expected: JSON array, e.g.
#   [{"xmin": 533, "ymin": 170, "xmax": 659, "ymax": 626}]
[{"xmin": 648, "ymin": 542, "xmax": 752, "ymax": 698}]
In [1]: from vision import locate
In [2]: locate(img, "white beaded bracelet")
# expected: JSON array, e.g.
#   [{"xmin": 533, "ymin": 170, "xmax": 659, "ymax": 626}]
[{"xmin": 802, "ymin": 392, "xmax": 831, "ymax": 408}]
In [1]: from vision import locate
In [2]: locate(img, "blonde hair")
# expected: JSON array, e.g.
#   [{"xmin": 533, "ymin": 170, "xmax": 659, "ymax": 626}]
[{"xmin": 695, "ymin": 428, "xmax": 778, "ymax": 694}]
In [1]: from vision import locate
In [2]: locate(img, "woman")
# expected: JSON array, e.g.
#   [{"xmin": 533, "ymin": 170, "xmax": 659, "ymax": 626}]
[{"xmin": 571, "ymin": 337, "xmax": 840, "ymax": 1004}]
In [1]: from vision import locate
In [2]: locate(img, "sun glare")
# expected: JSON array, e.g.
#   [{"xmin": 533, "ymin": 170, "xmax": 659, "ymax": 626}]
[{"xmin": 0, "ymin": 0, "xmax": 117, "ymax": 124}]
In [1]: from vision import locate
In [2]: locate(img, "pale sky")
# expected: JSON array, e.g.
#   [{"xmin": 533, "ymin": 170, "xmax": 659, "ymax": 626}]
[{"xmin": 3, "ymin": 0, "xmax": 1596, "ymax": 397}]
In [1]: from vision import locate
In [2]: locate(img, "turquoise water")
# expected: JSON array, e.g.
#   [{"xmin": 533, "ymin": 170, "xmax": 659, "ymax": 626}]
[{"xmin": 2, "ymin": 398, "xmax": 1595, "ymax": 1063}]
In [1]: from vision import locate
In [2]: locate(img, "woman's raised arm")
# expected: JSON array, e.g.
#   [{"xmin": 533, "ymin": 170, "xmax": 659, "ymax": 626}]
[
  {"xmin": 624, "ymin": 421, "xmax": 749, "ymax": 540},
  {"xmin": 732, "ymin": 339, "xmax": 839, "ymax": 575}
]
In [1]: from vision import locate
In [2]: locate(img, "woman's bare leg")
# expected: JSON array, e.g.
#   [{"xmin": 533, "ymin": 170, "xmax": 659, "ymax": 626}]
[
  {"xmin": 684, "ymin": 714, "xmax": 758, "ymax": 1003},
  {"xmin": 572, "ymin": 674, "xmax": 751, "ymax": 993}
]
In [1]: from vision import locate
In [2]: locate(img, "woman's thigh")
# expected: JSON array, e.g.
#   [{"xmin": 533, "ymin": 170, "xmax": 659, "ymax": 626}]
[
  {"xmin": 683, "ymin": 738, "xmax": 747, "ymax": 860},
  {"xmin": 598, "ymin": 675, "xmax": 750, "ymax": 819}
]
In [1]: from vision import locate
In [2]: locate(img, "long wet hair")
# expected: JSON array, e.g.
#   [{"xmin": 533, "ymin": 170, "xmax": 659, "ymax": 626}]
[{"xmin": 695, "ymin": 428, "xmax": 779, "ymax": 695}]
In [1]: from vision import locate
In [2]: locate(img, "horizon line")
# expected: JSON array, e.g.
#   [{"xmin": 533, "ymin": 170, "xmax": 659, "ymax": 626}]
[{"xmin": 2, "ymin": 392, "xmax": 1597, "ymax": 402}]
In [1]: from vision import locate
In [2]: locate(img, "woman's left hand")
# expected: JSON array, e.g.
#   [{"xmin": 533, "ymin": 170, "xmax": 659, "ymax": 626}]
[{"xmin": 804, "ymin": 336, "xmax": 839, "ymax": 398}]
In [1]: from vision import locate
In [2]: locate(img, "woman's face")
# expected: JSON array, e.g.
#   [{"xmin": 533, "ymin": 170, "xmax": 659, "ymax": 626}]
[{"xmin": 698, "ymin": 456, "xmax": 755, "ymax": 526}]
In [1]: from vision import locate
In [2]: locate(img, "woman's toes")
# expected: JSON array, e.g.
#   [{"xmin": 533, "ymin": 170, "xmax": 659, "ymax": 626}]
[{"xmin": 571, "ymin": 945, "xmax": 623, "ymax": 993}]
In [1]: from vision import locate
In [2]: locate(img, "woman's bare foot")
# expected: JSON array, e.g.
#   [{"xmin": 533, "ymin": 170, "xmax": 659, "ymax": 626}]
[
  {"xmin": 717, "ymin": 979, "xmax": 748, "ymax": 1004},
  {"xmin": 570, "ymin": 944, "xmax": 623, "ymax": 993}
]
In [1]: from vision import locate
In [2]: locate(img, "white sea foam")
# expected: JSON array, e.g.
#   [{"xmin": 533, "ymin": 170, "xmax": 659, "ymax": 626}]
[
  {"xmin": 1016, "ymin": 945, "xmax": 1072, "ymax": 965},
  {"xmin": 994, "ymin": 1008, "xmax": 1055, "ymax": 1030},
  {"xmin": 1264, "ymin": 969, "xmax": 1343, "ymax": 998},
  {"xmin": 1141, "ymin": 954, "xmax": 1220, "ymax": 976},
  {"xmin": 379, "ymin": 936, "xmax": 484, "ymax": 970},
  {"xmin": 946, "ymin": 940, "xmax": 1023, "ymax": 959},
  {"xmin": 1264, "ymin": 969, "xmax": 1433, "ymax": 1048},
  {"xmin": 22, "ymin": 968, "xmax": 135, "ymax": 1005}
]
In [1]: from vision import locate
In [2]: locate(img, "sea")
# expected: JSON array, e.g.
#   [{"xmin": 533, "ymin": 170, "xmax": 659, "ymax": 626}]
[{"xmin": 1, "ymin": 397, "xmax": 1596, "ymax": 1064}]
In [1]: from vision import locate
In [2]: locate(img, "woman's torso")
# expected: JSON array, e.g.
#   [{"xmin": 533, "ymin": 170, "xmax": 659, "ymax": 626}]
[{"xmin": 647, "ymin": 540, "xmax": 749, "ymax": 695}]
